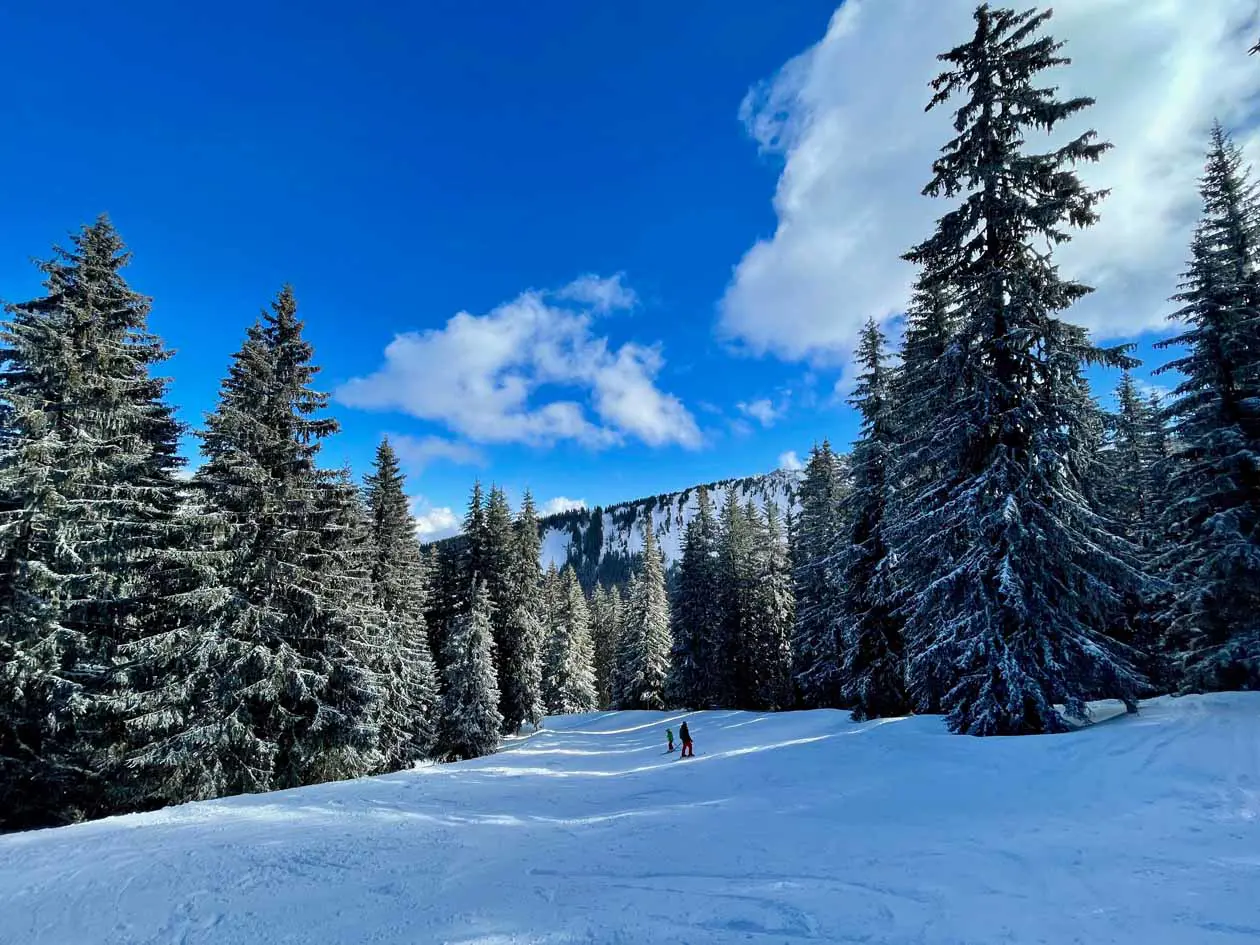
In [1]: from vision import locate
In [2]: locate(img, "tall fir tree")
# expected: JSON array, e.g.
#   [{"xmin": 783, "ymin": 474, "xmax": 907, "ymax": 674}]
[
  {"xmin": 790, "ymin": 441, "xmax": 847, "ymax": 708},
  {"xmin": 363, "ymin": 438, "xmax": 440, "ymax": 767},
  {"xmin": 616, "ymin": 523, "xmax": 672, "ymax": 709},
  {"xmin": 481, "ymin": 486, "xmax": 517, "ymax": 718},
  {"xmin": 543, "ymin": 566, "xmax": 598, "ymax": 714},
  {"xmin": 0, "ymin": 217, "xmax": 188, "ymax": 828},
  {"xmin": 897, "ymin": 4, "xmax": 1144, "ymax": 734},
  {"xmin": 439, "ymin": 579, "xmax": 503, "ymax": 760},
  {"xmin": 1155, "ymin": 122, "xmax": 1260, "ymax": 691},
  {"xmin": 744, "ymin": 501, "xmax": 796, "ymax": 711},
  {"xmin": 500, "ymin": 491, "xmax": 545, "ymax": 732},
  {"xmin": 126, "ymin": 288, "xmax": 380, "ymax": 801},
  {"xmin": 838, "ymin": 320, "xmax": 909, "ymax": 721},
  {"xmin": 666, "ymin": 486, "xmax": 722, "ymax": 708},
  {"xmin": 588, "ymin": 583, "xmax": 623, "ymax": 710}
]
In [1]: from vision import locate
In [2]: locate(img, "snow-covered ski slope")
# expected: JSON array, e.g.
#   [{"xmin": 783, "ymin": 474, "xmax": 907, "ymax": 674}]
[{"xmin": 2, "ymin": 694, "xmax": 1258, "ymax": 945}]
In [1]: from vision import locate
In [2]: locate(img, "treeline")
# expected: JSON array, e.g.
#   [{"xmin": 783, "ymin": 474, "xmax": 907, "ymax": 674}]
[{"xmin": 0, "ymin": 223, "xmax": 497, "ymax": 831}]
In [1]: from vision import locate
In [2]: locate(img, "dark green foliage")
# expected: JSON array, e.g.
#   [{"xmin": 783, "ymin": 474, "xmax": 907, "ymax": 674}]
[
  {"xmin": 0, "ymin": 217, "xmax": 187, "ymax": 829},
  {"xmin": 839, "ymin": 320, "xmax": 909, "ymax": 721},
  {"xmin": 1155, "ymin": 123, "xmax": 1260, "ymax": 691},
  {"xmin": 666, "ymin": 486, "xmax": 722, "ymax": 708},
  {"xmin": 897, "ymin": 4, "xmax": 1144, "ymax": 734}
]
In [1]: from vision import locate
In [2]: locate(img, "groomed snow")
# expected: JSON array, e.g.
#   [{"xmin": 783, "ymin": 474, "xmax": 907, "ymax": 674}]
[{"xmin": 2, "ymin": 694, "xmax": 1258, "ymax": 944}]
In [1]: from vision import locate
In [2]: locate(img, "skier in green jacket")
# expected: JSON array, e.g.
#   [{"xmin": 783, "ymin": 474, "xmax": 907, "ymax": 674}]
[{"xmin": 666, "ymin": 728, "xmax": 675, "ymax": 752}]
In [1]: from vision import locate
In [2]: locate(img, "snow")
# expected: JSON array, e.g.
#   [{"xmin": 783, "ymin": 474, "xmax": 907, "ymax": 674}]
[{"xmin": 3, "ymin": 694, "xmax": 1258, "ymax": 944}]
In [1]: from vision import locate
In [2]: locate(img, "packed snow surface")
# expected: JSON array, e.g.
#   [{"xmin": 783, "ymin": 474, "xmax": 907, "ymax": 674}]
[{"xmin": 2, "ymin": 694, "xmax": 1258, "ymax": 944}]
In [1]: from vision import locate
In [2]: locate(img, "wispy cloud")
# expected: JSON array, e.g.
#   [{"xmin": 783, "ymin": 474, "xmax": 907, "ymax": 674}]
[{"xmin": 391, "ymin": 434, "xmax": 485, "ymax": 472}]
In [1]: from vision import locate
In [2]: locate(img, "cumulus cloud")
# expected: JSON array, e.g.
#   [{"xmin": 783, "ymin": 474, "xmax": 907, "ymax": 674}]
[
  {"xmin": 778, "ymin": 450, "xmax": 804, "ymax": 472},
  {"xmin": 390, "ymin": 434, "xmax": 485, "ymax": 471},
  {"xmin": 410, "ymin": 497, "xmax": 460, "ymax": 541},
  {"xmin": 338, "ymin": 275, "xmax": 701, "ymax": 450},
  {"xmin": 721, "ymin": 0, "xmax": 1260, "ymax": 363},
  {"xmin": 540, "ymin": 496, "xmax": 588, "ymax": 516}
]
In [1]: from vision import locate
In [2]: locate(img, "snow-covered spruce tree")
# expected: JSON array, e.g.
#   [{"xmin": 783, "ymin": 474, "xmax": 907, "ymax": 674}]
[
  {"xmin": 790, "ymin": 441, "xmax": 847, "ymax": 708},
  {"xmin": 0, "ymin": 217, "xmax": 189, "ymax": 829},
  {"xmin": 1155, "ymin": 122, "xmax": 1260, "ymax": 691},
  {"xmin": 424, "ymin": 539, "xmax": 463, "ymax": 673},
  {"xmin": 136, "ymin": 287, "xmax": 379, "ymax": 798},
  {"xmin": 588, "ymin": 583, "xmax": 623, "ymax": 709},
  {"xmin": 744, "ymin": 501, "xmax": 795, "ymax": 711},
  {"xmin": 609, "ymin": 573, "xmax": 635, "ymax": 707},
  {"xmin": 714, "ymin": 494, "xmax": 759, "ymax": 707},
  {"xmin": 363, "ymin": 437, "xmax": 440, "ymax": 767},
  {"xmin": 543, "ymin": 565, "xmax": 598, "ymax": 714},
  {"xmin": 666, "ymin": 485, "xmax": 722, "ymax": 708},
  {"xmin": 838, "ymin": 320, "xmax": 909, "ymax": 721},
  {"xmin": 897, "ymin": 4, "xmax": 1145, "ymax": 734},
  {"xmin": 439, "ymin": 578, "xmax": 503, "ymax": 760},
  {"xmin": 500, "ymin": 490, "xmax": 545, "ymax": 732},
  {"xmin": 1087, "ymin": 374, "xmax": 1173, "ymax": 689},
  {"xmin": 616, "ymin": 523, "xmax": 672, "ymax": 709},
  {"xmin": 483, "ymin": 487, "xmax": 516, "ymax": 692}
]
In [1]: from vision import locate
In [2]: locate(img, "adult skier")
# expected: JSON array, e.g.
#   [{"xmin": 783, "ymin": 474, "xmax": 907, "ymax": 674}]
[{"xmin": 678, "ymin": 721, "xmax": 694, "ymax": 758}]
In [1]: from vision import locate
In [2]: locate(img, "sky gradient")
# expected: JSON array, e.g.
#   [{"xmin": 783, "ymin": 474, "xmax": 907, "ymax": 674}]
[{"xmin": 2, "ymin": 0, "xmax": 1257, "ymax": 536}]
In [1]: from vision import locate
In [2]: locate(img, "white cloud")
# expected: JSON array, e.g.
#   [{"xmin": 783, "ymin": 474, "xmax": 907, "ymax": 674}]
[
  {"xmin": 737, "ymin": 397, "xmax": 782, "ymax": 428},
  {"xmin": 554, "ymin": 273, "xmax": 637, "ymax": 313},
  {"xmin": 778, "ymin": 449, "xmax": 804, "ymax": 472},
  {"xmin": 338, "ymin": 275, "xmax": 701, "ymax": 450},
  {"xmin": 540, "ymin": 496, "xmax": 588, "ymax": 516},
  {"xmin": 721, "ymin": 0, "xmax": 1260, "ymax": 363},
  {"xmin": 391, "ymin": 434, "xmax": 485, "ymax": 471},
  {"xmin": 410, "ymin": 497, "xmax": 460, "ymax": 541}
]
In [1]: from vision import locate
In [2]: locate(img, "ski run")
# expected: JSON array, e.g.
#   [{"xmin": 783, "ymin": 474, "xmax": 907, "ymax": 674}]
[{"xmin": 2, "ymin": 693, "xmax": 1258, "ymax": 945}]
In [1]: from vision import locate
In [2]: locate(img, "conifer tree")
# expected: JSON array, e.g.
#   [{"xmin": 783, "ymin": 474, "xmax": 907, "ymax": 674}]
[
  {"xmin": 501, "ymin": 491, "xmax": 545, "ymax": 732},
  {"xmin": 363, "ymin": 438, "xmax": 440, "ymax": 767},
  {"xmin": 713, "ymin": 495, "xmax": 758, "ymax": 707},
  {"xmin": 744, "ymin": 501, "xmax": 795, "ymax": 710},
  {"xmin": 439, "ymin": 579, "xmax": 503, "ymax": 760},
  {"xmin": 1155, "ymin": 122, "xmax": 1260, "ymax": 690},
  {"xmin": 588, "ymin": 584, "xmax": 623, "ymax": 709},
  {"xmin": 838, "ymin": 320, "xmax": 909, "ymax": 721},
  {"xmin": 0, "ymin": 217, "xmax": 188, "ymax": 828},
  {"xmin": 791, "ymin": 442, "xmax": 847, "ymax": 708},
  {"xmin": 666, "ymin": 486, "xmax": 722, "ymax": 708},
  {"xmin": 543, "ymin": 566, "xmax": 598, "ymax": 714},
  {"xmin": 482, "ymin": 487, "xmax": 517, "ymax": 712},
  {"xmin": 897, "ymin": 4, "xmax": 1144, "ymax": 734},
  {"xmin": 616, "ymin": 523, "xmax": 672, "ymax": 709},
  {"xmin": 127, "ymin": 288, "xmax": 380, "ymax": 800},
  {"xmin": 424, "ymin": 540, "xmax": 463, "ymax": 673}
]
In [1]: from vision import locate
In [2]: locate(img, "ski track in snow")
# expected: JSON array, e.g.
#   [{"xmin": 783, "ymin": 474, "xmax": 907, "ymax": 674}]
[{"xmin": 1, "ymin": 694, "xmax": 1258, "ymax": 944}]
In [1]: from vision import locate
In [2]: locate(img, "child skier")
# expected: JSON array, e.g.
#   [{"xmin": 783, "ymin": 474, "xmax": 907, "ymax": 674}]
[
  {"xmin": 666, "ymin": 728, "xmax": 675, "ymax": 752},
  {"xmin": 678, "ymin": 721, "xmax": 694, "ymax": 758}
]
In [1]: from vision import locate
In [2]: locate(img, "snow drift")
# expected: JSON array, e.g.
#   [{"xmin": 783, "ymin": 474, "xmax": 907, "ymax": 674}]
[{"xmin": 1, "ymin": 694, "xmax": 1257, "ymax": 944}]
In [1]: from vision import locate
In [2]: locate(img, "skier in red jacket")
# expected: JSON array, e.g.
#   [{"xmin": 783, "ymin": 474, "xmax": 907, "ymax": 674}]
[{"xmin": 678, "ymin": 721, "xmax": 694, "ymax": 758}]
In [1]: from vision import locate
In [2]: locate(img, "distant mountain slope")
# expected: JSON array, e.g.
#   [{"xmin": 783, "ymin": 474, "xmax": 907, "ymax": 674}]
[{"xmin": 538, "ymin": 468, "xmax": 801, "ymax": 587}]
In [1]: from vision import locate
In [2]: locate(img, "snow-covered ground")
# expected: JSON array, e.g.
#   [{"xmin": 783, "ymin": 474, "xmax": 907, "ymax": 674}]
[{"xmin": 2, "ymin": 694, "xmax": 1258, "ymax": 944}]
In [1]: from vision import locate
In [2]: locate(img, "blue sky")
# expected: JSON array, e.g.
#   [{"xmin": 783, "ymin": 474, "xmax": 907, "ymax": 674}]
[{"xmin": 2, "ymin": 0, "xmax": 1256, "ymax": 535}]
